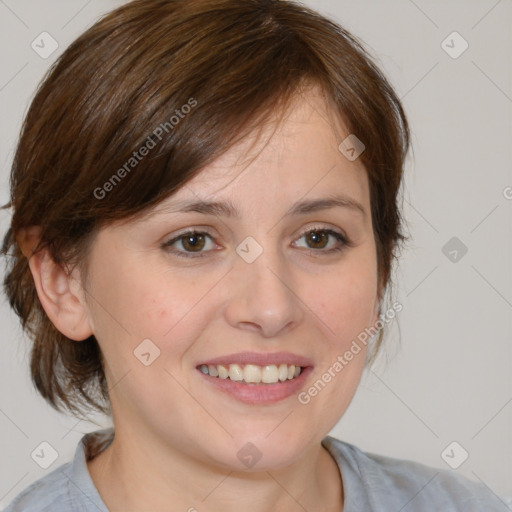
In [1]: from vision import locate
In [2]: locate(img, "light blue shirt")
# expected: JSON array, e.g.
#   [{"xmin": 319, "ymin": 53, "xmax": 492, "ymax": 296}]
[{"xmin": 3, "ymin": 428, "xmax": 508, "ymax": 511}]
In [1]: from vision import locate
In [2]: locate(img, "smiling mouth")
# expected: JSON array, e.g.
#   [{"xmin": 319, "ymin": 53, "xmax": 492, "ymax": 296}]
[{"xmin": 197, "ymin": 363, "xmax": 304, "ymax": 384}]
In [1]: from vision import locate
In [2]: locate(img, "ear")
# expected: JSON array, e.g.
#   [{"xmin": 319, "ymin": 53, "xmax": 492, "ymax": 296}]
[{"xmin": 16, "ymin": 226, "xmax": 94, "ymax": 341}]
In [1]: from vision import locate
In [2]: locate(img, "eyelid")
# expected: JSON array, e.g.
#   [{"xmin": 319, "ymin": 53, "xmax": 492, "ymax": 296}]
[
  {"xmin": 162, "ymin": 229, "xmax": 218, "ymax": 258},
  {"xmin": 295, "ymin": 223, "xmax": 347, "ymax": 240},
  {"xmin": 292, "ymin": 224, "xmax": 351, "ymax": 252}
]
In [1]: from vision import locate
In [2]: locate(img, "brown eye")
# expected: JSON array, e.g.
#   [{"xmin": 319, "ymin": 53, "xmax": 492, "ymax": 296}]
[
  {"xmin": 181, "ymin": 233, "xmax": 207, "ymax": 252},
  {"xmin": 293, "ymin": 228, "xmax": 349, "ymax": 254},
  {"xmin": 305, "ymin": 230, "xmax": 330, "ymax": 249},
  {"xmin": 162, "ymin": 231, "xmax": 215, "ymax": 258}
]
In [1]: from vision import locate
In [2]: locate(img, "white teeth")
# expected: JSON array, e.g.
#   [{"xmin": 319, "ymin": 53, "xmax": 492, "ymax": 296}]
[
  {"xmin": 198, "ymin": 363, "xmax": 304, "ymax": 384},
  {"xmin": 208, "ymin": 365, "xmax": 219, "ymax": 377},
  {"xmin": 262, "ymin": 365, "xmax": 278, "ymax": 383},
  {"xmin": 228, "ymin": 364, "xmax": 244, "ymax": 381},
  {"xmin": 218, "ymin": 365, "xmax": 229, "ymax": 379},
  {"xmin": 243, "ymin": 364, "xmax": 261, "ymax": 383}
]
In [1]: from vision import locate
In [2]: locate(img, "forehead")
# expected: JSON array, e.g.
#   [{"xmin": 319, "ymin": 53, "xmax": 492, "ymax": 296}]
[{"xmin": 144, "ymin": 86, "xmax": 370, "ymax": 220}]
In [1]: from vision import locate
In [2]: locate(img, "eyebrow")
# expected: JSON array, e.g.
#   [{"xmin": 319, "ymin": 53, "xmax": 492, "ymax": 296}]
[{"xmin": 154, "ymin": 194, "xmax": 366, "ymax": 219}]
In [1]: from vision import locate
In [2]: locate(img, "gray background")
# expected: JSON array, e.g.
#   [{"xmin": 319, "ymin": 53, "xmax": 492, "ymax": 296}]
[{"xmin": 0, "ymin": 0, "xmax": 511, "ymax": 508}]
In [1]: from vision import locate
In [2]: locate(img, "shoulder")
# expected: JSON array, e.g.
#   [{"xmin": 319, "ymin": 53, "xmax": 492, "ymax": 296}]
[
  {"xmin": 322, "ymin": 436, "xmax": 507, "ymax": 511},
  {"xmin": 2, "ymin": 428, "xmax": 113, "ymax": 512},
  {"xmin": 2, "ymin": 462, "xmax": 74, "ymax": 512}
]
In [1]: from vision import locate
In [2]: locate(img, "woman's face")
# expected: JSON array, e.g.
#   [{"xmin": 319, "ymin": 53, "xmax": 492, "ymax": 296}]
[{"xmin": 78, "ymin": 87, "xmax": 380, "ymax": 469}]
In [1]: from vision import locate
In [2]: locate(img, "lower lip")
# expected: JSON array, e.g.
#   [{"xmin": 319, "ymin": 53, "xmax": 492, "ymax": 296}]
[{"xmin": 197, "ymin": 366, "xmax": 313, "ymax": 405}]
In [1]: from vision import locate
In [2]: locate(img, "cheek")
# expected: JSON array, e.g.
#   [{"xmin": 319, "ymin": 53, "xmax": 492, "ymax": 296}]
[
  {"xmin": 138, "ymin": 276, "xmax": 214, "ymax": 334},
  {"xmin": 311, "ymin": 259, "xmax": 378, "ymax": 346},
  {"xmin": 91, "ymin": 266, "xmax": 216, "ymax": 411},
  {"xmin": 120, "ymin": 269, "xmax": 223, "ymax": 368},
  {"xmin": 90, "ymin": 255, "xmax": 203, "ymax": 338}
]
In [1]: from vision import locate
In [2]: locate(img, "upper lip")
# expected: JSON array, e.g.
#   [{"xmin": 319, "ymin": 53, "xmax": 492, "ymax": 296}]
[{"xmin": 198, "ymin": 351, "xmax": 313, "ymax": 368}]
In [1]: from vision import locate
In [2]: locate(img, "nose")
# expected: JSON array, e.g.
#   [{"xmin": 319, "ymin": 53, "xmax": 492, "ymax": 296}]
[{"xmin": 223, "ymin": 242, "xmax": 304, "ymax": 338}]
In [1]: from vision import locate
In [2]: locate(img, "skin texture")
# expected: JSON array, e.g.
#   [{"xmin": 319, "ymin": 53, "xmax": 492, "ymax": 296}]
[{"xmin": 19, "ymin": 86, "xmax": 380, "ymax": 512}]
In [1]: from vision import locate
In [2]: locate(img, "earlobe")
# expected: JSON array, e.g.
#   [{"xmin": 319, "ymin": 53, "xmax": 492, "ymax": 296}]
[{"xmin": 17, "ymin": 227, "xmax": 94, "ymax": 342}]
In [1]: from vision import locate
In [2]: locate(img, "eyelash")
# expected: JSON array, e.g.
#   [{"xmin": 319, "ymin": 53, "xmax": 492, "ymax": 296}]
[{"xmin": 161, "ymin": 226, "xmax": 351, "ymax": 259}]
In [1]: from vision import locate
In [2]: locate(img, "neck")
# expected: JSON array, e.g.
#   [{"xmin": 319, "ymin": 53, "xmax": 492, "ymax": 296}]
[{"xmin": 86, "ymin": 425, "xmax": 344, "ymax": 512}]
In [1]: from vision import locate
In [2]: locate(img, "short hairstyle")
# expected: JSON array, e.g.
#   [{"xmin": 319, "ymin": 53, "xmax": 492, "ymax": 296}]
[{"xmin": 1, "ymin": 0, "xmax": 410, "ymax": 418}]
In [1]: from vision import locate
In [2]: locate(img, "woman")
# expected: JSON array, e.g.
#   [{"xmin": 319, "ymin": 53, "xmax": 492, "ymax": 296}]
[{"xmin": 1, "ymin": 0, "xmax": 506, "ymax": 510}]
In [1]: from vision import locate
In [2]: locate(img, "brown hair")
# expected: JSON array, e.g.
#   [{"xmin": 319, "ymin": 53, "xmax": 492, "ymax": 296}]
[{"xmin": 1, "ymin": 0, "xmax": 410, "ymax": 418}]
